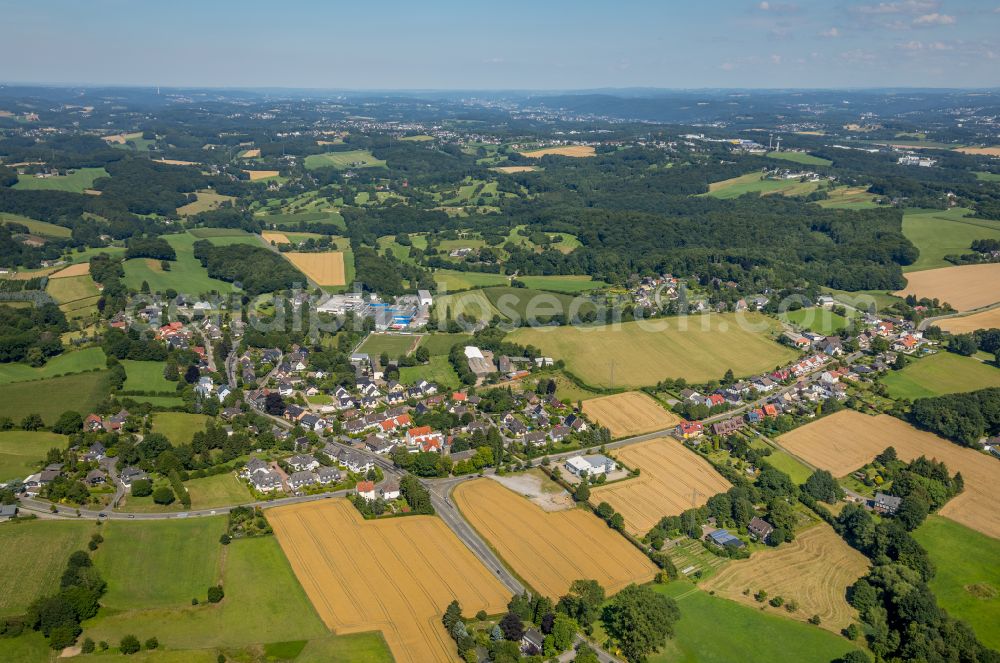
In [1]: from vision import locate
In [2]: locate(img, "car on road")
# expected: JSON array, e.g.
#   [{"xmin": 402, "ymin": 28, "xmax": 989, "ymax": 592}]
[{"xmin": 98, "ymin": 512, "xmax": 107, "ymax": 519}]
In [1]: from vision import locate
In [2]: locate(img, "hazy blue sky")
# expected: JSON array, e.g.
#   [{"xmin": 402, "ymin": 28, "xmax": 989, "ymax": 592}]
[{"xmin": 2, "ymin": 0, "xmax": 998, "ymax": 89}]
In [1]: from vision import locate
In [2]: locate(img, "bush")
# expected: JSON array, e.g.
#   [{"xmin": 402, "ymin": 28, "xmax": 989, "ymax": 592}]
[
  {"xmin": 145, "ymin": 637, "xmax": 158, "ymax": 650},
  {"xmin": 48, "ymin": 623, "xmax": 80, "ymax": 650},
  {"xmin": 808, "ymin": 614, "xmax": 821, "ymax": 625},
  {"xmin": 152, "ymin": 486, "xmax": 175, "ymax": 505},
  {"xmin": 119, "ymin": 634, "xmax": 141, "ymax": 655},
  {"xmin": 130, "ymin": 479, "xmax": 152, "ymax": 497},
  {"xmin": 207, "ymin": 585, "xmax": 224, "ymax": 603},
  {"xmin": 219, "ymin": 533, "xmax": 231, "ymax": 545},
  {"xmin": 81, "ymin": 637, "xmax": 95, "ymax": 653}
]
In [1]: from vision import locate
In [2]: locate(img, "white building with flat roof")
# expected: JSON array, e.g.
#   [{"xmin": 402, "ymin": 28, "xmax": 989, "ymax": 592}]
[{"xmin": 564, "ymin": 454, "xmax": 617, "ymax": 477}]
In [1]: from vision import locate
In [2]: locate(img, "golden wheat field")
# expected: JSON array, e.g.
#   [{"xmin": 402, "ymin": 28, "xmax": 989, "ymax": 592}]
[
  {"xmin": 582, "ymin": 392, "xmax": 680, "ymax": 438},
  {"xmin": 702, "ymin": 524, "xmax": 870, "ymax": 632},
  {"xmin": 261, "ymin": 231, "xmax": 292, "ymax": 245},
  {"xmin": 895, "ymin": 263, "xmax": 1000, "ymax": 311},
  {"xmin": 778, "ymin": 411, "xmax": 1000, "ymax": 538},
  {"xmin": 48, "ymin": 262, "xmax": 90, "ymax": 279},
  {"xmin": 520, "ymin": 145, "xmax": 596, "ymax": 158},
  {"xmin": 453, "ymin": 479, "xmax": 656, "ymax": 599},
  {"xmin": 954, "ymin": 146, "xmax": 1000, "ymax": 156},
  {"xmin": 244, "ymin": 169, "xmax": 279, "ymax": 181},
  {"xmin": 269, "ymin": 500, "xmax": 510, "ymax": 663},
  {"xmin": 153, "ymin": 158, "xmax": 199, "ymax": 166},
  {"xmin": 936, "ymin": 308, "xmax": 1000, "ymax": 334},
  {"xmin": 283, "ymin": 252, "xmax": 346, "ymax": 286},
  {"xmin": 241, "ymin": 148, "xmax": 261, "ymax": 158},
  {"xmin": 589, "ymin": 438, "xmax": 732, "ymax": 536}
]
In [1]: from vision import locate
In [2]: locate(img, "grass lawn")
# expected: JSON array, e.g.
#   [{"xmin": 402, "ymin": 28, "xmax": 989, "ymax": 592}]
[
  {"xmin": 782, "ymin": 307, "xmax": 855, "ymax": 335},
  {"xmin": 122, "ymin": 360, "xmax": 176, "ymax": 393},
  {"xmin": 881, "ymin": 352, "xmax": 1000, "ymax": 400},
  {"xmin": 124, "ymin": 395, "xmax": 185, "ymax": 408},
  {"xmin": 122, "ymin": 232, "xmax": 258, "ymax": 295},
  {"xmin": 46, "ymin": 274, "xmax": 100, "ymax": 304},
  {"xmin": 152, "ymin": 412, "xmax": 210, "ymax": 445},
  {"xmin": 357, "ymin": 333, "xmax": 418, "ymax": 359},
  {"xmin": 0, "ymin": 371, "xmax": 110, "ymax": 426},
  {"xmin": 0, "ymin": 347, "xmax": 106, "ymax": 384},
  {"xmin": 481, "ymin": 286, "xmax": 596, "ymax": 322},
  {"xmin": 84, "ymin": 535, "xmax": 333, "ymax": 651},
  {"xmin": 96, "ymin": 518, "xmax": 227, "ymax": 610},
  {"xmin": 257, "ymin": 210, "xmax": 346, "ymax": 231},
  {"xmin": 902, "ymin": 208, "xmax": 1000, "ymax": 272},
  {"xmin": 304, "ymin": 149, "xmax": 386, "ymax": 170},
  {"xmin": 0, "ymin": 630, "xmax": 51, "ymax": 663},
  {"xmin": 14, "ymin": 167, "xmax": 108, "ymax": 193},
  {"xmin": 417, "ymin": 332, "xmax": 472, "ymax": 356},
  {"xmin": 767, "ymin": 151, "xmax": 832, "ymax": 166},
  {"xmin": 516, "ymin": 275, "xmax": 607, "ymax": 293},
  {"xmin": 399, "ymin": 355, "xmax": 461, "ymax": 389},
  {"xmin": 913, "ymin": 516, "xmax": 1000, "ymax": 650},
  {"xmin": 762, "ymin": 448, "xmax": 815, "ymax": 485},
  {"xmin": 0, "ymin": 520, "xmax": 97, "ymax": 617},
  {"xmin": 185, "ymin": 473, "xmax": 253, "ymax": 509},
  {"xmin": 0, "ymin": 430, "xmax": 67, "ymax": 483},
  {"xmin": 975, "ymin": 171, "xmax": 1000, "ymax": 183},
  {"xmin": 824, "ymin": 288, "xmax": 903, "ymax": 313},
  {"xmin": 705, "ymin": 173, "xmax": 822, "ymax": 199},
  {"xmin": 433, "ymin": 268, "xmax": 509, "ymax": 291},
  {"xmin": 0, "ymin": 212, "xmax": 72, "ymax": 237},
  {"xmin": 510, "ymin": 313, "xmax": 797, "ymax": 388},
  {"xmin": 603, "ymin": 582, "xmax": 859, "ymax": 663}
]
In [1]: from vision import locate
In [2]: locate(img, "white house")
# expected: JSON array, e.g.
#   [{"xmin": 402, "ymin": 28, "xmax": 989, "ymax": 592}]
[{"xmin": 564, "ymin": 454, "xmax": 617, "ymax": 477}]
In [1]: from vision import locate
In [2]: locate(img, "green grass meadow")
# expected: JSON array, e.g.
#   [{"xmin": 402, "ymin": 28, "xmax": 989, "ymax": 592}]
[
  {"xmin": 593, "ymin": 582, "xmax": 859, "ymax": 663},
  {"xmin": 0, "ymin": 371, "xmax": 110, "ymax": 425},
  {"xmin": 706, "ymin": 173, "xmax": 822, "ymax": 199},
  {"xmin": 0, "ymin": 519, "xmax": 97, "ymax": 617},
  {"xmin": 416, "ymin": 332, "xmax": 472, "ymax": 356},
  {"xmin": 901, "ymin": 208, "xmax": 1000, "ymax": 272},
  {"xmin": 122, "ymin": 360, "xmax": 176, "ymax": 393},
  {"xmin": 0, "ymin": 430, "xmax": 67, "ymax": 483},
  {"xmin": 0, "ymin": 212, "xmax": 72, "ymax": 237},
  {"xmin": 913, "ymin": 516, "xmax": 1000, "ymax": 650},
  {"xmin": 184, "ymin": 473, "xmax": 253, "ymax": 509},
  {"xmin": 433, "ymin": 268, "xmax": 509, "ymax": 291},
  {"xmin": 399, "ymin": 355, "xmax": 461, "ymax": 389},
  {"xmin": 123, "ymin": 231, "xmax": 260, "ymax": 295},
  {"xmin": 782, "ymin": 307, "xmax": 855, "ymax": 335},
  {"xmin": 304, "ymin": 149, "xmax": 385, "ymax": 170},
  {"xmin": 151, "ymin": 412, "xmax": 210, "ymax": 445},
  {"xmin": 13, "ymin": 167, "xmax": 107, "ymax": 193},
  {"xmin": 767, "ymin": 151, "xmax": 832, "ymax": 167},
  {"xmin": 0, "ymin": 347, "xmax": 106, "ymax": 385},
  {"xmin": 881, "ymin": 352, "xmax": 1000, "ymax": 400}
]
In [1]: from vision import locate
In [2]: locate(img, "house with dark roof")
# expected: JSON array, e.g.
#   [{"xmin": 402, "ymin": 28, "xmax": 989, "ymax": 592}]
[
  {"xmin": 873, "ymin": 492, "xmax": 903, "ymax": 515},
  {"xmin": 748, "ymin": 517, "xmax": 775, "ymax": 542}
]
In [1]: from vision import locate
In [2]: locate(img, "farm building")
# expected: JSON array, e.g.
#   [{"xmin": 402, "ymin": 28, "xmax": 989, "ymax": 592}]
[{"xmin": 707, "ymin": 529, "xmax": 746, "ymax": 549}]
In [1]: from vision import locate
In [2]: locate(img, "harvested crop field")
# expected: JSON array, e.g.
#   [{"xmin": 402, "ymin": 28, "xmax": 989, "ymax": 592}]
[
  {"xmin": 240, "ymin": 148, "xmax": 261, "ymax": 158},
  {"xmin": 582, "ymin": 391, "xmax": 680, "ymax": 438},
  {"xmin": 284, "ymin": 251, "xmax": 346, "ymax": 286},
  {"xmin": 590, "ymin": 438, "xmax": 731, "ymax": 536},
  {"xmin": 777, "ymin": 411, "xmax": 1000, "ymax": 538},
  {"xmin": 702, "ymin": 524, "xmax": 869, "ymax": 632},
  {"xmin": 48, "ymin": 262, "xmax": 90, "ymax": 278},
  {"xmin": 509, "ymin": 313, "xmax": 796, "ymax": 388},
  {"xmin": 261, "ymin": 231, "xmax": 292, "ymax": 244},
  {"xmin": 954, "ymin": 146, "xmax": 1000, "ymax": 156},
  {"xmin": 269, "ymin": 500, "xmax": 509, "ymax": 663},
  {"xmin": 492, "ymin": 165, "xmax": 538, "ymax": 173},
  {"xmin": 520, "ymin": 145, "xmax": 595, "ymax": 158},
  {"xmin": 154, "ymin": 159, "xmax": 199, "ymax": 166},
  {"xmin": 895, "ymin": 263, "xmax": 1000, "ymax": 311},
  {"xmin": 936, "ymin": 307, "xmax": 1000, "ymax": 334},
  {"xmin": 453, "ymin": 478, "xmax": 656, "ymax": 599},
  {"xmin": 244, "ymin": 169, "xmax": 279, "ymax": 181}
]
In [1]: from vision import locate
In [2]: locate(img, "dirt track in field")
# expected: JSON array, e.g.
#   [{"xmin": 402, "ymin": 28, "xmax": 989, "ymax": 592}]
[
  {"xmin": 453, "ymin": 479, "xmax": 656, "ymax": 600},
  {"xmin": 778, "ymin": 410, "xmax": 1000, "ymax": 539},
  {"xmin": 269, "ymin": 500, "xmax": 510, "ymax": 663},
  {"xmin": 582, "ymin": 392, "xmax": 680, "ymax": 438},
  {"xmin": 896, "ymin": 263, "xmax": 1000, "ymax": 311},
  {"xmin": 702, "ymin": 524, "xmax": 869, "ymax": 632},
  {"xmin": 283, "ymin": 252, "xmax": 346, "ymax": 286},
  {"xmin": 590, "ymin": 438, "xmax": 732, "ymax": 536}
]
